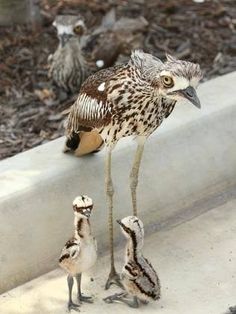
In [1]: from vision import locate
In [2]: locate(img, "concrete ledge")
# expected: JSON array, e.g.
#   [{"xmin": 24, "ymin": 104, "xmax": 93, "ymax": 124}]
[{"xmin": 0, "ymin": 72, "xmax": 236, "ymax": 293}]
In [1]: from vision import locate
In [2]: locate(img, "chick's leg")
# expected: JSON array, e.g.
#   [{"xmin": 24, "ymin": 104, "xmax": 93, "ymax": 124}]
[
  {"xmin": 67, "ymin": 275, "xmax": 80, "ymax": 311},
  {"xmin": 75, "ymin": 273, "xmax": 93, "ymax": 303}
]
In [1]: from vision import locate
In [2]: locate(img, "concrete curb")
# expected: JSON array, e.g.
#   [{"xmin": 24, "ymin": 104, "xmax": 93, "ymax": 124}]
[{"xmin": 0, "ymin": 72, "xmax": 236, "ymax": 293}]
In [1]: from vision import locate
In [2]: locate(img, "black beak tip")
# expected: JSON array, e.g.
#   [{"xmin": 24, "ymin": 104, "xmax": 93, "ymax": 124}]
[
  {"xmin": 116, "ymin": 219, "xmax": 121, "ymax": 225},
  {"xmin": 194, "ymin": 101, "xmax": 201, "ymax": 109},
  {"xmin": 179, "ymin": 86, "xmax": 201, "ymax": 110}
]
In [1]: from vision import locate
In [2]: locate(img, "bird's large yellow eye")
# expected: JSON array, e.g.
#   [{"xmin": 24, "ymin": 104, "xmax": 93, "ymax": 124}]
[
  {"xmin": 73, "ymin": 25, "xmax": 83, "ymax": 35},
  {"xmin": 162, "ymin": 76, "xmax": 174, "ymax": 88}
]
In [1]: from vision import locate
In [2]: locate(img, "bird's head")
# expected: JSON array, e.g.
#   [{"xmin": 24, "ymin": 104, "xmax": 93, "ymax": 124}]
[
  {"xmin": 156, "ymin": 54, "xmax": 203, "ymax": 108},
  {"xmin": 73, "ymin": 195, "xmax": 93, "ymax": 218},
  {"xmin": 117, "ymin": 216, "xmax": 144, "ymax": 247},
  {"xmin": 53, "ymin": 15, "xmax": 86, "ymax": 47}
]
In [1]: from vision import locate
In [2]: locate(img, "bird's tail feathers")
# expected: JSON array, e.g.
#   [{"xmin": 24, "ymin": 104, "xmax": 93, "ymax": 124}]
[{"xmin": 63, "ymin": 131, "xmax": 104, "ymax": 157}]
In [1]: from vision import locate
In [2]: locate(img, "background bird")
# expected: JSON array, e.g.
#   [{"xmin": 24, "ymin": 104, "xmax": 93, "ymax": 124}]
[
  {"xmin": 48, "ymin": 9, "xmax": 148, "ymax": 95},
  {"xmin": 59, "ymin": 195, "xmax": 97, "ymax": 311},
  {"xmin": 48, "ymin": 14, "xmax": 100, "ymax": 94},
  {"xmin": 64, "ymin": 50, "xmax": 202, "ymax": 289},
  {"xmin": 104, "ymin": 216, "xmax": 161, "ymax": 308}
]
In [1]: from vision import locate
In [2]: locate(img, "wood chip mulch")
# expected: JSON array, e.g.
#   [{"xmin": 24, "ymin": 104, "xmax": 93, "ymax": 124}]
[{"xmin": 0, "ymin": 0, "xmax": 235, "ymax": 160}]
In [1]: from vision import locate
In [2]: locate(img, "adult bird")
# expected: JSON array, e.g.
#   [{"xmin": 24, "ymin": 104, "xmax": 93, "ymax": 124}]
[{"xmin": 65, "ymin": 50, "xmax": 202, "ymax": 289}]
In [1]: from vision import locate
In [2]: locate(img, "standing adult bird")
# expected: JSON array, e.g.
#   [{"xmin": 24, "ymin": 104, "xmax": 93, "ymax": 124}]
[{"xmin": 65, "ymin": 50, "xmax": 202, "ymax": 289}]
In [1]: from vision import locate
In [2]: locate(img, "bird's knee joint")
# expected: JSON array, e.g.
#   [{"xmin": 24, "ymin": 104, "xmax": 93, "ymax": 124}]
[
  {"xmin": 130, "ymin": 177, "xmax": 138, "ymax": 190},
  {"xmin": 106, "ymin": 180, "xmax": 114, "ymax": 196}
]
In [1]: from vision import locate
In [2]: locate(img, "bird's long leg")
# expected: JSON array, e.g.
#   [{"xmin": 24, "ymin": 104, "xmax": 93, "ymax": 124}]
[
  {"xmin": 104, "ymin": 292, "xmax": 139, "ymax": 308},
  {"xmin": 105, "ymin": 148, "xmax": 122, "ymax": 290},
  {"xmin": 75, "ymin": 273, "xmax": 93, "ymax": 303},
  {"xmin": 67, "ymin": 275, "xmax": 80, "ymax": 311},
  {"xmin": 130, "ymin": 137, "xmax": 146, "ymax": 216}
]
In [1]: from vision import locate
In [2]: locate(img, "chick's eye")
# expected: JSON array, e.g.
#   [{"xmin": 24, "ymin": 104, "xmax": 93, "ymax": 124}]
[
  {"xmin": 73, "ymin": 25, "xmax": 83, "ymax": 35},
  {"xmin": 162, "ymin": 76, "xmax": 174, "ymax": 88}
]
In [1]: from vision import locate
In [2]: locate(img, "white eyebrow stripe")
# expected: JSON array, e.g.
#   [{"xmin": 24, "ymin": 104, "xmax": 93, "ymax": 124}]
[{"xmin": 56, "ymin": 25, "xmax": 73, "ymax": 35}]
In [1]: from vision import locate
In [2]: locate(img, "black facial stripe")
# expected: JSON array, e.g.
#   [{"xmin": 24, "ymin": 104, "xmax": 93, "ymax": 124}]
[{"xmin": 73, "ymin": 205, "xmax": 93, "ymax": 212}]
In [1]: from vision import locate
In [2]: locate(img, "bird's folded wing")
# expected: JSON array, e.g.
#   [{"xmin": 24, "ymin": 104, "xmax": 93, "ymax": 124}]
[
  {"xmin": 69, "ymin": 245, "xmax": 80, "ymax": 259},
  {"xmin": 123, "ymin": 262, "xmax": 140, "ymax": 279},
  {"xmin": 65, "ymin": 67, "xmax": 119, "ymax": 134}
]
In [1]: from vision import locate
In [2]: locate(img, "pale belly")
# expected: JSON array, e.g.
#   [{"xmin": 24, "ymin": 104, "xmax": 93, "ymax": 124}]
[{"xmin": 61, "ymin": 241, "xmax": 97, "ymax": 276}]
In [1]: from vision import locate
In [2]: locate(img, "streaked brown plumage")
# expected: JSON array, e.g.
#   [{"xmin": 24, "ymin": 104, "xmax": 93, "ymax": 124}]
[{"xmin": 64, "ymin": 50, "xmax": 202, "ymax": 289}]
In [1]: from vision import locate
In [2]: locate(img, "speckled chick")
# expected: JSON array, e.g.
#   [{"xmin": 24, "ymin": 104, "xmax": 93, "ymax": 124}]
[
  {"xmin": 104, "ymin": 216, "xmax": 161, "ymax": 308},
  {"xmin": 59, "ymin": 195, "xmax": 97, "ymax": 311}
]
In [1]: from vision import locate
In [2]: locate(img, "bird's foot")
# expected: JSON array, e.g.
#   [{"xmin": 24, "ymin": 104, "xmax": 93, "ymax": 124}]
[
  {"xmin": 105, "ymin": 269, "xmax": 123, "ymax": 290},
  {"xmin": 67, "ymin": 301, "xmax": 80, "ymax": 312},
  {"xmin": 103, "ymin": 292, "xmax": 127, "ymax": 304},
  {"xmin": 104, "ymin": 293, "xmax": 139, "ymax": 308},
  {"xmin": 140, "ymin": 299, "xmax": 149, "ymax": 305},
  {"xmin": 78, "ymin": 293, "xmax": 93, "ymax": 303}
]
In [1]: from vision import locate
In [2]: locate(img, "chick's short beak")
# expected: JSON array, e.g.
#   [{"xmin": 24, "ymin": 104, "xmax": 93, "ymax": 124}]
[
  {"xmin": 116, "ymin": 219, "xmax": 122, "ymax": 225},
  {"xmin": 84, "ymin": 208, "xmax": 91, "ymax": 218},
  {"xmin": 178, "ymin": 86, "xmax": 201, "ymax": 109}
]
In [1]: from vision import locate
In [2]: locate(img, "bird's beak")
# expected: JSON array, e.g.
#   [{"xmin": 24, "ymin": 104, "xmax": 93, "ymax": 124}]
[
  {"xmin": 59, "ymin": 34, "xmax": 71, "ymax": 47},
  {"xmin": 178, "ymin": 86, "xmax": 201, "ymax": 109},
  {"xmin": 83, "ymin": 208, "xmax": 92, "ymax": 218},
  {"xmin": 116, "ymin": 219, "xmax": 122, "ymax": 225}
]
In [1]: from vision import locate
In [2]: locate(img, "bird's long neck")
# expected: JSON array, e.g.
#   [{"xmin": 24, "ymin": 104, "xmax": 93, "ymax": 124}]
[
  {"xmin": 125, "ymin": 235, "xmax": 142, "ymax": 263},
  {"xmin": 68, "ymin": 38, "xmax": 96, "ymax": 76},
  {"xmin": 74, "ymin": 216, "xmax": 91, "ymax": 240}
]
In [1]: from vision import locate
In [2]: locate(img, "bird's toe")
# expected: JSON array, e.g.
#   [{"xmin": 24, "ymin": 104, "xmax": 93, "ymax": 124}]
[
  {"xmin": 67, "ymin": 301, "xmax": 80, "ymax": 312},
  {"xmin": 78, "ymin": 294, "xmax": 93, "ymax": 303}
]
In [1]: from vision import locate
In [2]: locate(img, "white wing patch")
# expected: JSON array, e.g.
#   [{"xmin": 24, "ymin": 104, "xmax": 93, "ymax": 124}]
[{"xmin": 98, "ymin": 82, "xmax": 105, "ymax": 91}]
